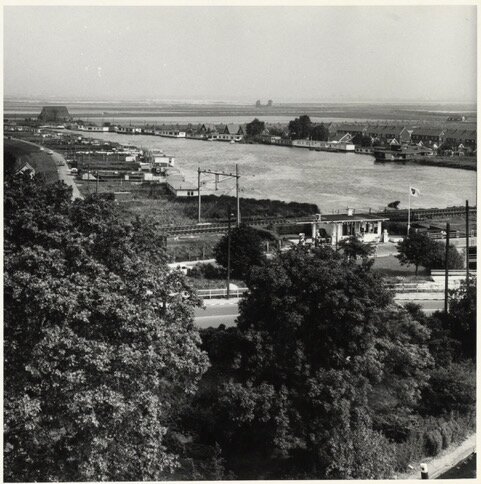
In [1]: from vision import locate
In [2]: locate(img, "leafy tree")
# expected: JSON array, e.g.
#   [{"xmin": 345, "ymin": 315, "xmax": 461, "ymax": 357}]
[
  {"xmin": 338, "ymin": 236, "xmax": 375, "ymax": 263},
  {"xmin": 448, "ymin": 280, "xmax": 476, "ymax": 360},
  {"xmin": 427, "ymin": 242, "xmax": 464, "ymax": 271},
  {"xmin": 396, "ymin": 231, "xmax": 436, "ymax": 275},
  {"xmin": 310, "ymin": 123, "xmax": 329, "ymax": 141},
  {"xmin": 214, "ymin": 224, "xmax": 265, "ymax": 280},
  {"xmin": 246, "ymin": 118, "xmax": 266, "ymax": 137},
  {"xmin": 387, "ymin": 200, "xmax": 401, "ymax": 209},
  {"xmin": 288, "ymin": 115, "xmax": 312, "ymax": 139},
  {"xmin": 325, "ymin": 411, "xmax": 395, "ymax": 479},
  {"xmin": 199, "ymin": 247, "xmax": 432, "ymax": 478},
  {"xmin": 420, "ymin": 360, "xmax": 476, "ymax": 417},
  {"xmin": 267, "ymin": 126, "xmax": 286, "ymax": 137},
  {"xmin": 352, "ymin": 134, "xmax": 373, "ymax": 147},
  {"xmin": 4, "ymin": 173, "xmax": 209, "ymax": 481}
]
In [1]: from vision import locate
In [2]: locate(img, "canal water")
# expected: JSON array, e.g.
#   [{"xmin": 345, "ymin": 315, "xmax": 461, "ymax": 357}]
[{"xmin": 82, "ymin": 132, "xmax": 476, "ymax": 213}]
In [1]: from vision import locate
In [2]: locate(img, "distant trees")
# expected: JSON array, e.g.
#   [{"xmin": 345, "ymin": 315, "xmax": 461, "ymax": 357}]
[
  {"xmin": 396, "ymin": 231, "xmax": 464, "ymax": 275},
  {"xmin": 246, "ymin": 118, "xmax": 266, "ymax": 137},
  {"xmin": 4, "ymin": 174, "xmax": 209, "ymax": 481},
  {"xmin": 214, "ymin": 224, "xmax": 266, "ymax": 280},
  {"xmin": 288, "ymin": 115, "xmax": 312, "ymax": 139},
  {"xmin": 310, "ymin": 123, "xmax": 329, "ymax": 141},
  {"xmin": 287, "ymin": 115, "xmax": 330, "ymax": 141},
  {"xmin": 352, "ymin": 134, "xmax": 373, "ymax": 147}
]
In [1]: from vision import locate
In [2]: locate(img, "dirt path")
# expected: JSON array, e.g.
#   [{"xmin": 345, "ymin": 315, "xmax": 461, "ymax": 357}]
[{"xmin": 397, "ymin": 433, "xmax": 476, "ymax": 479}]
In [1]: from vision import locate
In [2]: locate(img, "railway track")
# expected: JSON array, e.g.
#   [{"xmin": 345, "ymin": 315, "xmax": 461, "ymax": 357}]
[{"xmin": 160, "ymin": 206, "xmax": 476, "ymax": 236}]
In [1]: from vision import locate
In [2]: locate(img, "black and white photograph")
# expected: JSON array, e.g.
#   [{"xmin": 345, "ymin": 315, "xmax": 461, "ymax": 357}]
[{"xmin": 3, "ymin": 2, "xmax": 477, "ymax": 481}]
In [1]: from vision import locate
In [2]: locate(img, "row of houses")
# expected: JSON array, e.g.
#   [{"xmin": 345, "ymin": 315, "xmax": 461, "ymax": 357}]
[
  {"xmin": 334, "ymin": 123, "xmax": 477, "ymax": 150},
  {"xmin": 73, "ymin": 122, "xmax": 249, "ymax": 142}
]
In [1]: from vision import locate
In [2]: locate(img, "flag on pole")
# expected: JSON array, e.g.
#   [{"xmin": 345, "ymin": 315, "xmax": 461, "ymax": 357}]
[{"xmin": 410, "ymin": 186, "xmax": 421, "ymax": 197}]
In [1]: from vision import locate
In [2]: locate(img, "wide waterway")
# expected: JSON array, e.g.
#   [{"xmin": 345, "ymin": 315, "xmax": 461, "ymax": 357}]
[{"xmin": 79, "ymin": 132, "xmax": 476, "ymax": 213}]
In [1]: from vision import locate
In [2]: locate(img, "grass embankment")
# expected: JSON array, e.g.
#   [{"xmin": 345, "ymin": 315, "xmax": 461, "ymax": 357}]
[
  {"xmin": 4, "ymin": 138, "xmax": 59, "ymax": 184},
  {"xmin": 401, "ymin": 156, "xmax": 476, "ymax": 171},
  {"xmin": 78, "ymin": 182, "xmax": 319, "ymax": 225},
  {"xmin": 76, "ymin": 182, "xmax": 318, "ymax": 262}
]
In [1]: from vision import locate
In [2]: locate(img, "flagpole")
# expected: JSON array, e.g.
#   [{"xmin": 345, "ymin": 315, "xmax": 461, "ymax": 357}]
[{"xmin": 407, "ymin": 187, "xmax": 411, "ymax": 236}]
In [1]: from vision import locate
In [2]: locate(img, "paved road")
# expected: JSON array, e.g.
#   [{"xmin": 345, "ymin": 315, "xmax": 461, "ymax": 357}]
[
  {"xmin": 437, "ymin": 452, "xmax": 476, "ymax": 479},
  {"xmin": 50, "ymin": 151, "xmax": 83, "ymax": 200},
  {"xmin": 194, "ymin": 301, "xmax": 239, "ymax": 328},
  {"xmin": 194, "ymin": 298, "xmax": 445, "ymax": 328},
  {"xmin": 396, "ymin": 299, "xmax": 444, "ymax": 314}
]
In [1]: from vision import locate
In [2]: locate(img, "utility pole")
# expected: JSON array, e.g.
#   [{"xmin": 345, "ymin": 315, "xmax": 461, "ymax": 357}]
[
  {"xmin": 236, "ymin": 164, "xmax": 240, "ymax": 227},
  {"xmin": 407, "ymin": 188, "xmax": 411, "ymax": 236},
  {"xmin": 444, "ymin": 222, "xmax": 450, "ymax": 314},
  {"xmin": 198, "ymin": 167, "xmax": 201, "ymax": 223},
  {"xmin": 96, "ymin": 171, "xmax": 99, "ymax": 194},
  {"xmin": 197, "ymin": 167, "xmax": 241, "ymax": 224},
  {"xmin": 227, "ymin": 209, "xmax": 232, "ymax": 300},
  {"xmin": 465, "ymin": 200, "xmax": 470, "ymax": 289}
]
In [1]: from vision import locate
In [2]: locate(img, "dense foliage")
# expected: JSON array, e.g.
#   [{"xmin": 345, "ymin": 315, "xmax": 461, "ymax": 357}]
[
  {"xmin": 4, "ymin": 174, "xmax": 209, "ymax": 481},
  {"xmin": 287, "ymin": 115, "xmax": 329, "ymax": 141},
  {"xmin": 246, "ymin": 118, "xmax": 266, "ymax": 137},
  {"xmin": 5, "ymin": 173, "xmax": 475, "ymax": 481},
  {"xmin": 191, "ymin": 246, "xmax": 445, "ymax": 479},
  {"xmin": 352, "ymin": 133, "xmax": 373, "ymax": 147},
  {"xmin": 214, "ymin": 224, "xmax": 266, "ymax": 280},
  {"xmin": 177, "ymin": 194, "xmax": 319, "ymax": 220},
  {"xmin": 396, "ymin": 231, "xmax": 464, "ymax": 275}
]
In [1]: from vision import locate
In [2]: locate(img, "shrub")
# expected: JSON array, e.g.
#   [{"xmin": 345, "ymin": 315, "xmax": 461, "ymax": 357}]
[
  {"xmin": 187, "ymin": 263, "xmax": 226, "ymax": 279},
  {"xmin": 439, "ymin": 421, "xmax": 453, "ymax": 449},
  {"xmin": 424, "ymin": 429, "xmax": 443, "ymax": 456}
]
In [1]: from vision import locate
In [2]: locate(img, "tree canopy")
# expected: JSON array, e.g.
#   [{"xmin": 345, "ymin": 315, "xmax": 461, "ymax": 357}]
[
  {"xmin": 246, "ymin": 118, "xmax": 266, "ymax": 137},
  {"xmin": 195, "ymin": 246, "xmax": 433, "ymax": 478},
  {"xmin": 288, "ymin": 115, "xmax": 312, "ymax": 139},
  {"xmin": 352, "ymin": 134, "xmax": 373, "ymax": 147},
  {"xmin": 310, "ymin": 123, "xmax": 329, "ymax": 141},
  {"xmin": 4, "ymin": 173, "xmax": 209, "ymax": 481},
  {"xmin": 396, "ymin": 231, "xmax": 464, "ymax": 275},
  {"xmin": 213, "ymin": 223, "xmax": 265, "ymax": 280}
]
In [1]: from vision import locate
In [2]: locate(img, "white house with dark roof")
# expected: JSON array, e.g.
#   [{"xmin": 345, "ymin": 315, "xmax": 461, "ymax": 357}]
[
  {"xmin": 216, "ymin": 124, "xmax": 246, "ymax": 142},
  {"xmin": 310, "ymin": 210, "xmax": 389, "ymax": 246}
]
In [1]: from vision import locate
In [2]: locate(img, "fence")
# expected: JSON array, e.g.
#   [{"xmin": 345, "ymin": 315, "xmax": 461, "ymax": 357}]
[
  {"xmin": 197, "ymin": 287, "xmax": 248, "ymax": 299},
  {"xmin": 197, "ymin": 281, "xmax": 463, "ymax": 299}
]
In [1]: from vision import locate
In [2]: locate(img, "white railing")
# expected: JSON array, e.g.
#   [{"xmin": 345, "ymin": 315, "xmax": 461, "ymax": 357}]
[
  {"xmin": 197, "ymin": 288, "xmax": 248, "ymax": 299},
  {"xmin": 197, "ymin": 277, "xmax": 472, "ymax": 299}
]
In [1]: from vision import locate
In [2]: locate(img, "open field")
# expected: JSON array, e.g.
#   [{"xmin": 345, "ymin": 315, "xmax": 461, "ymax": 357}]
[{"xmin": 4, "ymin": 99, "xmax": 477, "ymax": 128}]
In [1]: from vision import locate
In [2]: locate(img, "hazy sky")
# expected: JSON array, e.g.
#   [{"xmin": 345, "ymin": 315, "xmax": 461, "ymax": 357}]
[{"xmin": 4, "ymin": 5, "xmax": 477, "ymax": 103}]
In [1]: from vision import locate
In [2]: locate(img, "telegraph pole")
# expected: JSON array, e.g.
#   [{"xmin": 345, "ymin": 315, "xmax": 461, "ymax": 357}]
[
  {"xmin": 236, "ymin": 164, "xmax": 240, "ymax": 227},
  {"xmin": 197, "ymin": 167, "xmax": 241, "ymax": 224},
  {"xmin": 465, "ymin": 200, "xmax": 470, "ymax": 289},
  {"xmin": 444, "ymin": 222, "xmax": 450, "ymax": 314},
  {"xmin": 227, "ymin": 209, "xmax": 232, "ymax": 300},
  {"xmin": 197, "ymin": 167, "xmax": 201, "ymax": 223}
]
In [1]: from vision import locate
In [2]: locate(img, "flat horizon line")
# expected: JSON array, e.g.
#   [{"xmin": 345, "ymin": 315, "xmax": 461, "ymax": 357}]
[{"xmin": 3, "ymin": 95, "xmax": 477, "ymax": 106}]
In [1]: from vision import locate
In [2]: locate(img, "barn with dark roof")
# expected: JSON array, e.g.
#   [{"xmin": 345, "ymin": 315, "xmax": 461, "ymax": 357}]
[{"xmin": 38, "ymin": 106, "xmax": 71, "ymax": 123}]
